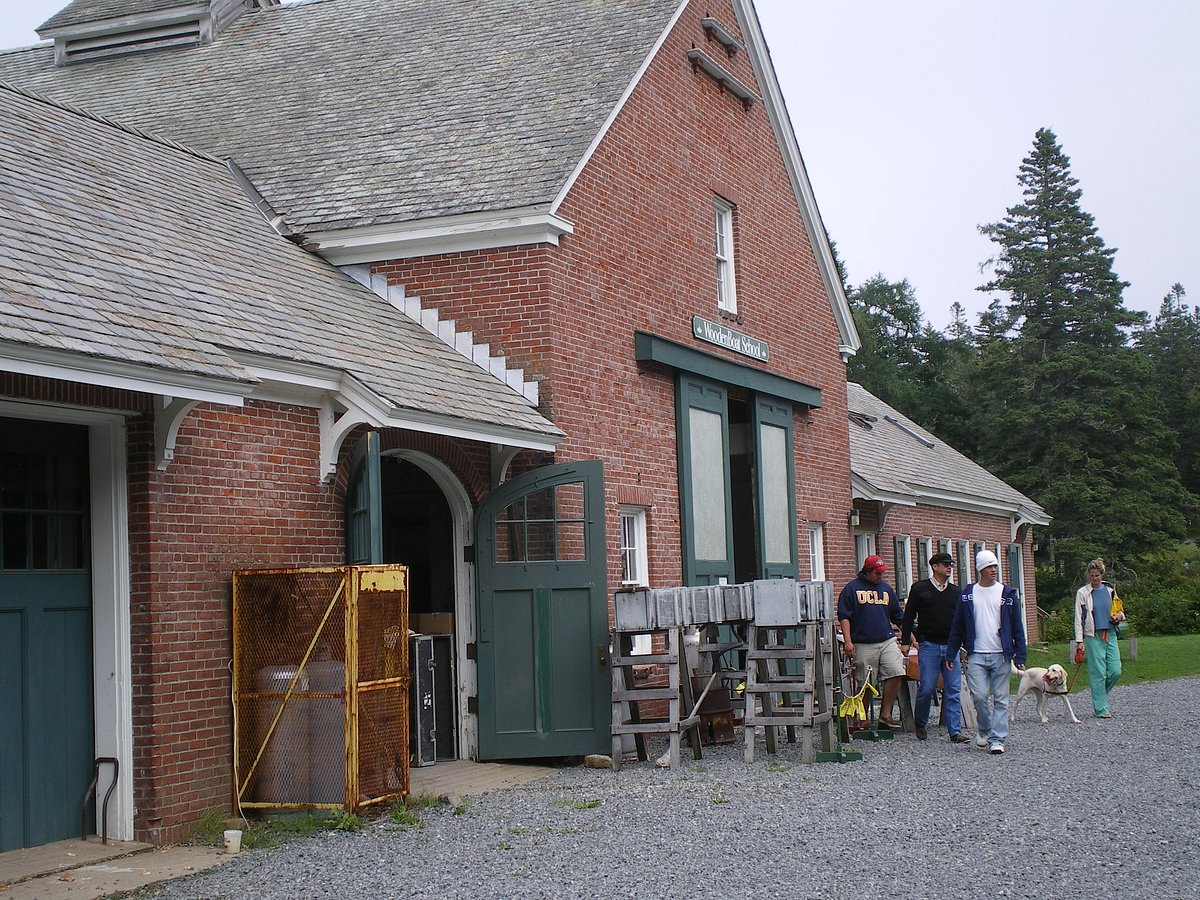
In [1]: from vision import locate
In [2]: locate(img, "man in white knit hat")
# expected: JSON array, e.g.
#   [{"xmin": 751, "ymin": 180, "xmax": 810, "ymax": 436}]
[{"xmin": 944, "ymin": 549, "xmax": 1027, "ymax": 755}]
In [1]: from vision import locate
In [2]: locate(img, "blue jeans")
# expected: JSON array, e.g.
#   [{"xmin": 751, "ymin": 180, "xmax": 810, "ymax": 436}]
[
  {"xmin": 966, "ymin": 652, "xmax": 1010, "ymax": 745},
  {"xmin": 916, "ymin": 642, "xmax": 962, "ymax": 734}
]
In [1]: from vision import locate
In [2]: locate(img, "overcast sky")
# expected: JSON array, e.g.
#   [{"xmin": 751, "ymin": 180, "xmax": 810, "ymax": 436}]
[{"xmin": 3, "ymin": 1, "xmax": 1196, "ymax": 331}]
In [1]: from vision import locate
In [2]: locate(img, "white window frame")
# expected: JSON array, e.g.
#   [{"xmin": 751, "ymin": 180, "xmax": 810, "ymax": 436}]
[
  {"xmin": 917, "ymin": 536, "xmax": 932, "ymax": 581},
  {"xmin": 855, "ymin": 532, "xmax": 876, "ymax": 569},
  {"xmin": 619, "ymin": 506, "xmax": 649, "ymax": 587},
  {"xmin": 894, "ymin": 534, "xmax": 912, "ymax": 597},
  {"xmin": 714, "ymin": 197, "xmax": 737, "ymax": 314},
  {"xmin": 807, "ymin": 523, "xmax": 826, "ymax": 581}
]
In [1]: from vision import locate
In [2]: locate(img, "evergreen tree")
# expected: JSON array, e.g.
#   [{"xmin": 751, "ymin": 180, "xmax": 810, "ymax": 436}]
[
  {"xmin": 1136, "ymin": 283, "xmax": 1200, "ymax": 508},
  {"xmin": 976, "ymin": 128, "xmax": 1189, "ymax": 569},
  {"xmin": 846, "ymin": 274, "xmax": 924, "ymax": 413}
]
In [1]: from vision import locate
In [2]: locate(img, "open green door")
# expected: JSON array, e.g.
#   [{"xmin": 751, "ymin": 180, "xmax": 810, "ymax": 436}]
[
  {"xmin": 345, "ymin": 431, "xmax": 382, "ymax": 565},
  {"xmin": 475, "ymin": 461, "xmax": 608, "ymax": 759},
  {"xmin": 0, "ymin": 418, "xmax": 93, "ymax": 851}
]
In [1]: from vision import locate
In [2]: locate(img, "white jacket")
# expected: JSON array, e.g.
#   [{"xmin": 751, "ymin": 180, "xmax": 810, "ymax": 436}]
[{"xmin": 1073, "ymin": 581, "xmax": 1119, "ymax": 641}]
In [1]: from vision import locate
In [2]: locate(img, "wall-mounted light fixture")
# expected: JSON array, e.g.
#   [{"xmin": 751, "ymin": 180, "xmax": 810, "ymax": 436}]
[{"xmin": 848, "ymin": 508, "xmax": 860, "ymax": 528}]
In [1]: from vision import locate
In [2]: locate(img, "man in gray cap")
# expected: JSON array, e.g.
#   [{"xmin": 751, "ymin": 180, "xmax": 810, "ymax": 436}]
[
  {"xmin": 901, "ymin": 552, "xmax": 967, "ymax": 742},
  {"xmin": 945, "ymin": 549, "xmax": 1027, "ymax": 755}
]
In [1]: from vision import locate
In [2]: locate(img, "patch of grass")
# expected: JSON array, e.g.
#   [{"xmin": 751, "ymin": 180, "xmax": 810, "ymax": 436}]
[
  {"xmin": 330, "ymin": 811, "xmax": 364, "ymax": 832},
  {"xmin": 508, "ymin": 826, "xmax": 527, "ymax": 834},
  {"xmin": 241, "ymin": 813, "xmax": 327, "ymax": 850},
  {"xmin": 764, "ymin": 760, "xmax": 792, "ymax": 773},
  {"xmin": 1021, "ymin": 633, "xmax": 1200, "ymax": 691},
  {"xmin": 552, "ymin": 797, "xmax": 600, "ymax": 810},
  {"xmin": 186, "ymin": 808, "xmax": 229, "ymax": 847},
  {"xmin": 391, "ymin": 806, "xmax": 421, "ymax": 827},
  {"xmin": 711, "ymin": 794, "xmax": 729, "ymax": 804},
  {"xmin": 404, "ymin": 792, "xmax": 443, "ymax": 811}
]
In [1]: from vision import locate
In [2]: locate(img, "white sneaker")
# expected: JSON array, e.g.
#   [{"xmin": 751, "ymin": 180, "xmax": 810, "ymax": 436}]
[
  {"xmin": 990, "ymin": 742, "xmax": 1005, "ymax": 754},
  {"xmin": 974, "ymin": 735, "xmax": 990, "ymax": 749}
]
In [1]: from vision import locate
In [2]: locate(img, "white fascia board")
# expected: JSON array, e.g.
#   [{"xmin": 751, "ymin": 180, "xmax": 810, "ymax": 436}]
[
  {"xmin": 306, "ymin": 208, "xmax": 574, "ymax": 266},
  {"xmin": 550, "ymin": 0, "xmax": 690, "ymax": 214},
  {"xmin": 231, "ymin": 354, "xmax": 563, "ymax": 453},
  {"xmin": 908, "ymin": 484, "xmax": 1036, "ymax": 520},
  {"xmin": 731, "ymin": 0, "xmax": 861, "ymax": 358},
  {"xmin": 0, "ymin": 344, "xmax": 250, "ymax": 407},
  {"xmin": 378, "ymin": 406, "xmax": 562, "ymax": 453}
]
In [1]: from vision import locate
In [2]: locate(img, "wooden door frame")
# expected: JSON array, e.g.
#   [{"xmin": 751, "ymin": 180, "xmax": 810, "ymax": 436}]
[{"xmin": 0, "ymin": 401, "xmax": 133, "ymax": 843}]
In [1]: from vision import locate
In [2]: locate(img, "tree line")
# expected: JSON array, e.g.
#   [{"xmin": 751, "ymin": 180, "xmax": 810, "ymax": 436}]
[{"xmin": 841, "ymin": 127, "xmax": 1199, "ymax": 629}]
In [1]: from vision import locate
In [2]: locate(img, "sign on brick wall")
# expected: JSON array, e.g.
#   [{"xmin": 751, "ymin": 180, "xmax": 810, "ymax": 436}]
[{"xmin": 692, "ymin": 315, "xmax": 768, "ymax": 362}]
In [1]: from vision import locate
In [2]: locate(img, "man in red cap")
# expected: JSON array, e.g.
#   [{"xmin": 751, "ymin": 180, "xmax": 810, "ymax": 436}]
[{"xmin": 837, "ymin": 554, "xmax": 906, "ymax": 728}]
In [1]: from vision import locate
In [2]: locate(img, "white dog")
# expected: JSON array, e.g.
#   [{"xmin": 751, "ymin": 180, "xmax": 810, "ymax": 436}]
[{"xmin": 1010, "ymin": 663, "xmax": 1082, "ymax": 724}]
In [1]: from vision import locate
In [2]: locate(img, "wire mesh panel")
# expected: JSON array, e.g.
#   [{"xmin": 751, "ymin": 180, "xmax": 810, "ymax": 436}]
[
  {"xmin": 232, "ymin": 565, "xmax": 408, "ymax": 812},
  {"xmin": 350, "ymin": 567, "xmax": 409, "ymax": 808}
]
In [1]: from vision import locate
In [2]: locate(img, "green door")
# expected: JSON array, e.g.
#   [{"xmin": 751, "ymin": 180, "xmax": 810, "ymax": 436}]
[
  {"xmin": 0, "ymin": 418, "xmax": 93, "ymax": 852},
  {"xmin": 345, "ymin": 431, "xmax": 382, "ymax": 565},
  {"xmin": 475, "ymin": 461, "xmax": 608, "ymax": 759}
]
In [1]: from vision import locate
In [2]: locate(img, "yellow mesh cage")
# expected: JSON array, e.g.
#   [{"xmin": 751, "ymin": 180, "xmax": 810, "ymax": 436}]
[{"xmin": 231, "ymin": 565, "xmax": 409, "ymax": 812}]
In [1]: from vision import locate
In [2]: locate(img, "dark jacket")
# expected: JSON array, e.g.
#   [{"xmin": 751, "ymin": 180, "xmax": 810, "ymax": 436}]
[{"xmin": 945, "ymin": 582, "xmax": 1027, "ymax": 666}]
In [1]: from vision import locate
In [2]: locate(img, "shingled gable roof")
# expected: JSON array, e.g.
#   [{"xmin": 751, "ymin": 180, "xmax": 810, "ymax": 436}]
[
  {"xmin": 0, "ymin": 0, "xmax": 861, "ymax": 358},
  {"xmin": 0, "ymin": 81, "xmax": 563, "ymax": 466},
  {"xmin": 847, "ymin": 382, "xmax": 1050, "ymax": 530}
]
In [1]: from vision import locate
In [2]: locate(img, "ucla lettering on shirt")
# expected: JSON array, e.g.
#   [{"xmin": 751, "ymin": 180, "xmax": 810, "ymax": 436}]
[{"xmin": 856, "ymin": 590, "xmax": 892, "ymax": 606}]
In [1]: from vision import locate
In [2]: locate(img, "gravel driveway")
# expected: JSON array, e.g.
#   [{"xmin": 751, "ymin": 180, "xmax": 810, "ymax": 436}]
[{"xmin": 145, "ymin": 674, "xmax": 1200, "ymax": 899}]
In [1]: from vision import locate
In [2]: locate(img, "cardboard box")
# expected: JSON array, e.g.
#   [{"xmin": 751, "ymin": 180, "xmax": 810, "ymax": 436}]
[{"xmin": 414, "ymin": 612, "xmax": 454, "ymax": 635}]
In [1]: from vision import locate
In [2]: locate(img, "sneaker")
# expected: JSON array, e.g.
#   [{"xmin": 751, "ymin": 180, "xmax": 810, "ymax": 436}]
[
  {"xmin": 915, "ymin": 726, "xmax": 927, "ymax": 740},
  {"xmin": 989, "ymin": 743, "xmax": 1005, "ymax": 754},
  {"xmin": 949, "ymin": 733, "xmax": 970, "ymax": 744},
  {"xmin": 974, "ymin": 734, "xmax": 990, "ymax": 749},
  {"xmin": 877, "ymin": 716, "xmax": 900, "ymax": 729}
]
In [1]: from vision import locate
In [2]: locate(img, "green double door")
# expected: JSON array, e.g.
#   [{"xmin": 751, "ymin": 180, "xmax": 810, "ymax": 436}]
[
  {"xmin": 0, "ymin": 418, "xmax": 94, "ymax": 852},
  {"xmin": 344, "ymin": 435, "xmax": 609, "ymax": 761}
]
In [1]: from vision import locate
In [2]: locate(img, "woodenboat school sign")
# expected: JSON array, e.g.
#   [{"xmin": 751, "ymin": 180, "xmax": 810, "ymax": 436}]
[{"xmin": 692, "ymin": 316, "xmax": 769, "ymax": 362}]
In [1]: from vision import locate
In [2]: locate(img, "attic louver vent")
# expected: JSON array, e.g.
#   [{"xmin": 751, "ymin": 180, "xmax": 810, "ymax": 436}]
[
  {"xmin": 61, "ymin": 20, "xmax": 203, "ymax": 63},
  {"xmin": 686, "ymin": 48, "xmax": 760, "ymax": 108}
]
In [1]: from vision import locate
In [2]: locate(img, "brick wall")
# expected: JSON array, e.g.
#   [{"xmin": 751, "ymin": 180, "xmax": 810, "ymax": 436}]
[
  {"xmin": 373, "ymin": 0, "xmax": 857, "ymax": 593},
  {"xmin": 874, "ymin": 504, "xmax": 1041, "ymax": 642}
]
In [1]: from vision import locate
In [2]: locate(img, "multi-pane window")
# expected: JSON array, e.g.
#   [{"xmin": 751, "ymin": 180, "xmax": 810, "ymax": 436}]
[
  {"xmin": 917, "ymin": 537, "xmax": 932, "ymax": 580},
  {"xmin": 619, "ymin": 507, "xmax": 649, "ymax": 586},
  {"xmin": 1, "ymin": 448, "xmax": 89, "ymax": 571},
  {"xmin": 893, "ymin": 535, "xmax": 912, "ymax": 597},
  {"xmin": 808, "ymin": 523, "xmax": 826, "ymax": 581},
  {"xmin": 855, "ymin": 533, "xmax": 876, "ymax": 570},
  {"xmin": 714, "ymin": 198, "xmax": 737, "ymax": 314}
]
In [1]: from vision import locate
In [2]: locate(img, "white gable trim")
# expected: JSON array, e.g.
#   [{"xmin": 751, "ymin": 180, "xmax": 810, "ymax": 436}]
[
  {"xmin": 0, "ymin": 344, "xmax": 251, "ymax": 407},
  {"xmin": 730, "ymin": 0, "xmax": 860, "ymax": 359},
  {"xmin": 306, "ymin": 207, "xmax": 574, "ymax": 266},
  {"xmin": 549, "ymin": 1, "xmax": 690, "ymax": 215},
  {"xmin": 230, "ymin": 355, "xmax": 562, "ymax": 482}
]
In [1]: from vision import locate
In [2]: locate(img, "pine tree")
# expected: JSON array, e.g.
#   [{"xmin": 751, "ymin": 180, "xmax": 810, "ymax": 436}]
[
  {"xmin": 1136, "ymin": 283, "xmax": 1200, "ymax": 505},
  {"xmin": 976, "ymin": 128, "xmax": 1189, "ymax": 569}
]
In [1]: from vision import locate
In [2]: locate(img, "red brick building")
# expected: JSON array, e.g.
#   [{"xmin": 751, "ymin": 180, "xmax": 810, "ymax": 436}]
[
  {"xmin": 1, "ymin": 0, "xmax": 870, "ymax": 847},
  {"xmin": 847, "ymin": 383, "xmax": 1050, "ymax": 639}
]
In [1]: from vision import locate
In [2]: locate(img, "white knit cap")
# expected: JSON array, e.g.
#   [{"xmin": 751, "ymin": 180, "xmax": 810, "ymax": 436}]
[{"xmin": 975, "ymin": 549, "xmax": 1000, "ymax": 572}]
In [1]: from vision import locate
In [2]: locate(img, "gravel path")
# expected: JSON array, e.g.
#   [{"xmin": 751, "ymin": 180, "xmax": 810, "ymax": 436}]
[{"xmin": 145, "ymin": 675, "xmax": 1200, "ymax": 899}]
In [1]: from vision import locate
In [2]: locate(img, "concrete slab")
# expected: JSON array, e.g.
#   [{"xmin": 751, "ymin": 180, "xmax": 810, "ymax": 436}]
[
  {"xmin": 408, "ymin": 759, "xmax": 558, "ymax": 801},
  {"xmin": 0, "ymin": 840, "xmax": 231, "ymax": 900}
]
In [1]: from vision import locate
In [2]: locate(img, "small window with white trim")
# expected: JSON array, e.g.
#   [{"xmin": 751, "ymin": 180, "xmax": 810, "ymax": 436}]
[
  {"xmin": 807, "ymin": 523, "xmax": 826, "ymax": 581},
  {"xmin": 714, "ymin": 197, "xmax": 737, "ymax": 314},
  {"xmin": 619, "ymin": 506, "xmax": 649, "ymax": 587}
]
